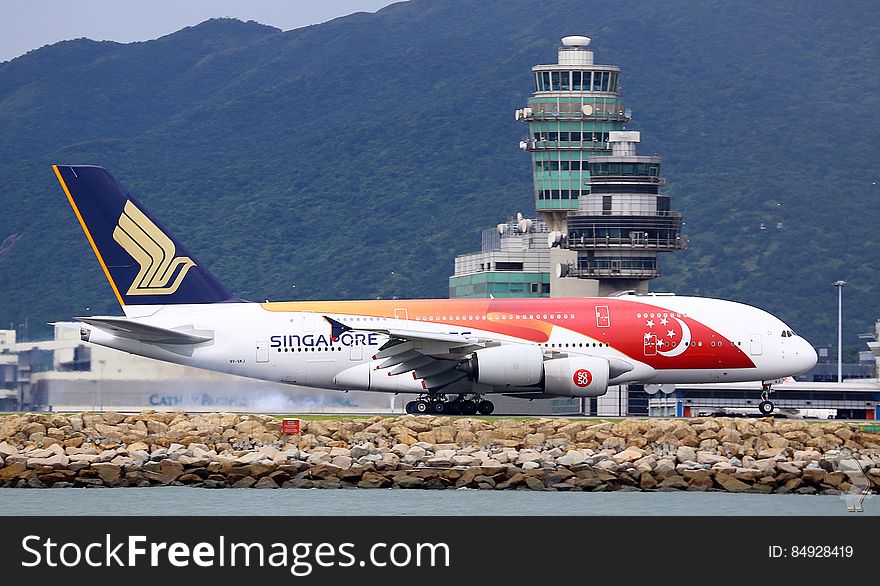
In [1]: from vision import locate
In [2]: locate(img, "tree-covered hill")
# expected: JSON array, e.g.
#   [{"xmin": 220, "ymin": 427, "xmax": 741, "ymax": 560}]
[{"xmin": 0, "ymin": 0, "xmax": 877, "ymax": 350}]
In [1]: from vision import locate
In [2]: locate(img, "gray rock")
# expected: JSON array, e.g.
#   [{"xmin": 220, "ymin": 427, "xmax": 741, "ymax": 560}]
[
  {"xmin": 27, "ymin": 454, "xmax": 68, "ymax": 468},
  {"xmin": 425, "ymin": 457, "xmax": 453, "ymax": 468},
  {"xmin": 254, "ymin": 476, "xmax": 279, "ymax": 489},
  {"xmin": 452, "ymin": 455, "xmax": 480, "ymax": 467},
  {"xmin": 557, "ymin": 451, "xmax": 587, "ymax": 467},
  {"xmin": 0, "ymin": 442, "xmax": 19, "ymax": 458},
  {"xmin": 405, "ymin": 446, "xmax": 427, "ymax": 460},
  {"xmin": 129, "ymin": 450, "xmax": 150, "ymax": 463},
  {"xmin": 776, "ymin": 461, "xmax": 801, "ymax": 475},
  {"xmin": 676, "ymin": 446, "xmax": 697, "ymax": 464},
  {"xmin": 696, "ymin": 451, "xmax": 727, "ymax": 465},
  {"xmin": 515, "ymin": 451, "xmax": 544, "ymax": 465},
  {"xmin": 232, "ymin": 476, "xmax": 257, "ymax": 488},
  {"xmin": 331, "ymin": 455, "xmax": 353, "ymax": 470},
  {"xmin": 390, "ymin": 444, "xmax": 410, "ymax": 456},
  {"xmin": 595, "ymin": 460, "xmax": 620, "ymax": 473},
  {"xmin": 305, "ymin": 452, "xmax": 332, "ymax": 465},
  {"xmin": 521, "ymin": 461, "xmax": 541, "ymax": 470},
  {"xmin": 585, "ymin": 454, "xmax": 609, "ymax": 466}
]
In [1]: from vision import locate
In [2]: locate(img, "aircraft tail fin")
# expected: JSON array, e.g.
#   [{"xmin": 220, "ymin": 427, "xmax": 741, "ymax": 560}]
[{"xmin": 52, "ymin": 165, "xmax": 238, "ymax": 308}]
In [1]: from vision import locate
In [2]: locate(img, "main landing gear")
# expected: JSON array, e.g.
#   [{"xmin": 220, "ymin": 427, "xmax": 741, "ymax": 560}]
[
  {"xmin": 758, "ymin": 382, "xmax": 775, "ymax": 416},
  {"xmin": 404, "ymin": 393, "xmax": 494, "ymax": 416}
]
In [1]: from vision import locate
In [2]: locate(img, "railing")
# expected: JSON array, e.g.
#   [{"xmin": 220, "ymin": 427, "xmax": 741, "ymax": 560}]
[
  {"xmin": 566, "ymin": 235, "xmax": 688, "ymax": 250},
  {"xmin": 524, "ymin": 112, "xmax": 629, "ymax": 122},
  {"xmin": 527, "ymin": 140, "xmax": 610, "ymax": 151},
  {"xmin": 589, "ymin": 175, "xmax": 665, "ymax": 184},
  {"xmin": 566, "ymin": 266, "xmax": 661, "ymax": 279}
]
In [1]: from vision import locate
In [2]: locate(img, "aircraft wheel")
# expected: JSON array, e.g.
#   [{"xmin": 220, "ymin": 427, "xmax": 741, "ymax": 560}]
[
  {"xmin": 460, "ymin": 400, "xmax": 477, "ymax": 415},
  {"xmin": 414, "ymin": 400, "xmax": 430, "ymax": 414},
  {"xmin": 477, "ymin": 400, "xmax": 495, "ymax": 415},
  {"xmin": 433, "ymin": 400, "xmax": 446, "ymax": 414},
  {"xmin": 759, "ymin": 400, "xmax": 774, "ymax": 416}
]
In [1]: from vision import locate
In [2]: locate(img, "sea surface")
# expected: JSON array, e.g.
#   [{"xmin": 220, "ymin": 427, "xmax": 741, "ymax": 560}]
[{"xmin": 0, "ymin": 488, "xmax": 876, "ymax": 516}]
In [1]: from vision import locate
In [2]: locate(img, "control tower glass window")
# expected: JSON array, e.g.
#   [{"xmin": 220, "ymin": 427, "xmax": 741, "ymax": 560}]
[
  {"xmin": 560, "ymin": 71, "xmax": 570, "ymax": 90},
  {"xmin": 572, "ymin": 71, "xmax": 584, "ymax": 90},
  {"xmin": 551, "ymin": 72, "xmax": 562, "ymax": 90}
]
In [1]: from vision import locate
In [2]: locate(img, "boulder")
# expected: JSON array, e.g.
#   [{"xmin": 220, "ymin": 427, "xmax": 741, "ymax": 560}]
[
  {"xmin": 639, "ymin": 473, "xmax": 658, "ymax": 489},
  {"xmin": 676, "ymin": 446, "xmax": 697, "ymax": 464},
  {"xmin": 557, "ymin": 451, "xmax": 587, "ymax": 467},
  {"xmin": 232, "ymin": 476, "xmax": 257, "ymax": 488},
  {"xmin": 611, "ymin": 447, "xmax": 646, "ymax": 464},
  {"xmin": 0, "ymin": 462, "xmax": 26, "ymax": 480},
  {"xmin": 27, "ymin": 454, "xmax": 68, "ymax": 469},
  {"xmin": 652, "ymin": 458, "xmax": 677, "ymax": 481},
  {"xmin": 142, "ymin": 459, "xmax": 184, "ymax": 484},
  {"xmin": 715, "ymin": 473, "xmax": 751, "ymax": 492},
  {"xmin": 696, "ymin": 451, "xmax": 727, "ymax": 465},
  {"xmin": 91, "ymin": 463, "xmax": 122, "ymax": 484},
  {"xmin": 0, "ymin": 442, "xmax": 19, "ymax": 458},
  {"xmin": 358, "ymin": 472, "xmax": 391, "ymax": 488},
  {"xmin": 658, "ymin": 475, "xmax": 689, "ymax": 490},
  {"xmin": 253, "ymin": 477, "xmax": 279, "ymax": 489},
  {"xmin": 523, "ymin": 476, "xmax": 545, "ymax": 490},
  {"xmin": 683, "ymin": 469, "xmax": 714, "ymax": 489}
]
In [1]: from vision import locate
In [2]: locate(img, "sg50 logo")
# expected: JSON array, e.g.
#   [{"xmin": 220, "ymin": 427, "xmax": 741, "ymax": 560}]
[{"xmin": 573, "ymin": 369, "xmax": 593, "ymax": 387}]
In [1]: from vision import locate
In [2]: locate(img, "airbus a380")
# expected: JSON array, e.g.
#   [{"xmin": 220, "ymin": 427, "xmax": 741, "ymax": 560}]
[{"xmin": 52, "ymin": 165, "xmax": 817, "ymax": 416}]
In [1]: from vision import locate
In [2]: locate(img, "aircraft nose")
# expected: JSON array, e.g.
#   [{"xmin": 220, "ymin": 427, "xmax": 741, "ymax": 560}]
[{"xmin": 791, "ymin": 337, "xmax": 818, "ymax": 374}]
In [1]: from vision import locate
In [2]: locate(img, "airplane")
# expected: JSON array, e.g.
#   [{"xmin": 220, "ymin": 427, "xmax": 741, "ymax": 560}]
[{"xmin": 52, "ymin": 165, "xmax": 818, "ymax": 416}]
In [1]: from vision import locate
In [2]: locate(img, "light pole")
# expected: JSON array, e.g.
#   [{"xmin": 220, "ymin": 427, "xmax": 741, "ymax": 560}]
[{"xmin": 833, "ymin": 280, "xmax": 846, "ymax": 383}]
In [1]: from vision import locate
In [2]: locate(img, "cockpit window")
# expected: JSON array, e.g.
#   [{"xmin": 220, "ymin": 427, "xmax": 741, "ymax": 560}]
[{"xmin": 781, "ymin": 330, "xmax": 796, "ymax": 337}]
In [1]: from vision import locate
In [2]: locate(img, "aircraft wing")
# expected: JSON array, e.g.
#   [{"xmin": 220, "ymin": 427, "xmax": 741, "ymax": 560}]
[
  {"xmin": 324, "ymin": 315, "xmax": 484, "ymax": 391},
  {"xmin": 77, "ymin": 316, "xmax": 213, "ymax": 345}
]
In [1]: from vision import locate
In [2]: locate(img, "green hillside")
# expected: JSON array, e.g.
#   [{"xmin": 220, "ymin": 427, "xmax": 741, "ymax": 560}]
[{"xmin": 0, "ymin": 0, "xmax": 878, "ymax": 350}]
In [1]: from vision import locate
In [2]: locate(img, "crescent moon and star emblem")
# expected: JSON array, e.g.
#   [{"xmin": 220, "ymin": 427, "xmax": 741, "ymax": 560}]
[{"xmin": 656, "ymin": 316, "xmax": 691, "ymax": 358}]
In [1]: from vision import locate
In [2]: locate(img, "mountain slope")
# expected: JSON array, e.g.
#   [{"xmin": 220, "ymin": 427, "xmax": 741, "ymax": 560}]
[{"xmin": 0, "ymin": 0, "xmax": 878, "ymax": 350}]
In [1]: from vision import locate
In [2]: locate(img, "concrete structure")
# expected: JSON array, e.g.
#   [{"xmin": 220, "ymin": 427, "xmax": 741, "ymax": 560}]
[
  {"xmin": 0, "ymin": 325, "xmax": 392, "ymax": 413},
  {"xmin": 449, "ymin": 215, "xmax": 550, "ymax": 298},
  {"xmin": 554, "ymin": 131, "xmax": 687, "ymax": 296}
]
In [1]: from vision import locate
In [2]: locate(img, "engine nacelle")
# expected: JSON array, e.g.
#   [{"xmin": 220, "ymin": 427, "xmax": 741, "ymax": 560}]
[
  {"xmin": 465, "ymin": 344, "xmax": 544, "ymax": 387},
  {"xmin": 542, "ymin": 356, "xmax": 610, "ymax": 397}
]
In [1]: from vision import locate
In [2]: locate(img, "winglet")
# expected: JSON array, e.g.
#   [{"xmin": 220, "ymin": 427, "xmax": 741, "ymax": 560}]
[{"xmin": 323, "ymin": 316, "xmax": 352, "ymax": 342}]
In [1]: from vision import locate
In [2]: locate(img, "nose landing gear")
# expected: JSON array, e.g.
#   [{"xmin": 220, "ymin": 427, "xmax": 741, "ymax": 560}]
[
  {"xmin": 404, "ymin": 393, "xmax": 494, "ymax": 415},
  {"xmin": 758, "ymin": 383, "xmax": 775, "ymax": 415}
]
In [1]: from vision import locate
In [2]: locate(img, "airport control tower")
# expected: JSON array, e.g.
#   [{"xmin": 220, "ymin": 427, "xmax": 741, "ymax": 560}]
[
  {"xmin": 518, "ymin": 35, "xmax": 685, "ymax": 296},
  {"xmin": 554, "ymin": 131, "xmax": 687, "ymax": 295},
  {"xmin": 451, "ymin": 35, "xmax": 685, "ymax": 299}
]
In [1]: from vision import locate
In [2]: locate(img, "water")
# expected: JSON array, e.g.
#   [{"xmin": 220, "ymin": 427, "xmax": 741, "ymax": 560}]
[{"xmin": 0, "ymin": 488, "xmax": 875, "ymax": 516}]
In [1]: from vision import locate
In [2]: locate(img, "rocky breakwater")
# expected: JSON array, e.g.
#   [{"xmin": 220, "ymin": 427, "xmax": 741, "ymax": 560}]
[{"xmin": 1, "ymin": 412, "xmax": 879, "ymax": 492}]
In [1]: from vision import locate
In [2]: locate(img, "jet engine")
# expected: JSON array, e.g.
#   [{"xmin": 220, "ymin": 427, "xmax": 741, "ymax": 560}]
[
  {"xmin": 463, "ymin": 344, "xmax": 544, "ymax": 387},
  {"xmin": 541, "ymin": 356, "xmax": 610, "ymax": 397}
]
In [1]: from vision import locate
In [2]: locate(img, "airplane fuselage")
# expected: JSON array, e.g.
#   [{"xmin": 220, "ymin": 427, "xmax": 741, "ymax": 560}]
[{"xmin": 86, "ymin": 294, "xmax": 817, "ymax": 396}]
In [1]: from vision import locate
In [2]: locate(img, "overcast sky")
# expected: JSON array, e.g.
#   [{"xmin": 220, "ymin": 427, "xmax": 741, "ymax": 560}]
[{"xmin": 0, "ymin": 0, "xmax": 399, "ymax": 63}]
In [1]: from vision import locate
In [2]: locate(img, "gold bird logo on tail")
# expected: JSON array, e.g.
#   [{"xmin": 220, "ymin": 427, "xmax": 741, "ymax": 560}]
[{"xmin": 112, "ymin": 200, "xmax": 196, "ymax": 295}]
